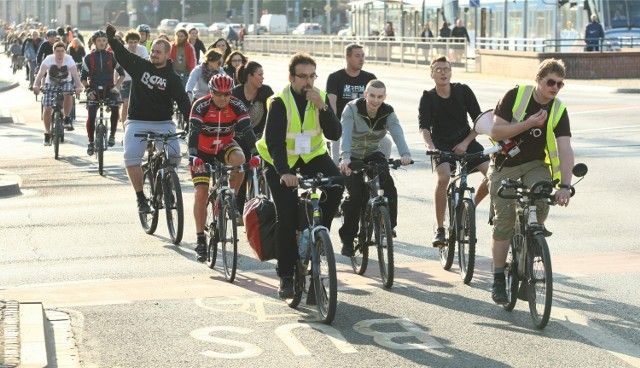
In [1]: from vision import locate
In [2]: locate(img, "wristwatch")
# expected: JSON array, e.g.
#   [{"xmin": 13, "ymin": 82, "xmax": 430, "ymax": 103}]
[{"xmin": 322, "ymin": 103, "xmax": 329, "ymax": 112}]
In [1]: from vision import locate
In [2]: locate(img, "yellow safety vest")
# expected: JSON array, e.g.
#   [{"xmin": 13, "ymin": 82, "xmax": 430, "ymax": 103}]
[
  {"xmin": 511, "ymin": 85, "xmax": 566, "ymax": 184},
  {"xmin": 256, "ymin": 86, "xmax": 327, "ymax": 168}
]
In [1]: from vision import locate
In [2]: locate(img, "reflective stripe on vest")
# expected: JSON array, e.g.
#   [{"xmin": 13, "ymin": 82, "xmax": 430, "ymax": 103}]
[{"xmin": 256, "ymin": 86, "xmax": 327, "ymax": 168}]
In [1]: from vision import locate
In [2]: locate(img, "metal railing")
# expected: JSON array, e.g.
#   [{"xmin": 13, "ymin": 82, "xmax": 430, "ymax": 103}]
[{"xmin": 476, "ymin": 36, "xmax": 640, "ymax": 52}]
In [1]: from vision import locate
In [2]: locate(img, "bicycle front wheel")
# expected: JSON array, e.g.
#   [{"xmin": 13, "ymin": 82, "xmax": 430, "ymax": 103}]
[
  {"xmin": 350, "ymin": 207, "xmax": 369, "ymax": 275},
  {"xmin": 313, "ymin": 229, "xmax": 337, "ymax": 324},
  {"xmin": 164, "ymin": 170, "xmax": 184, "ymax": 245},
  {"xmin": 458, "ymin": 199, "xmax": 476, "ymax": 284},
  {"xmin": 52, "ymin": 111, "xmax": 61, "ymax": 160},
  {"xmin": 503, "ymin": 243, "xmax": 519, "ymax": 311},
  {"xmin": 220, "ymin": 195, "xmax": 238, "ymax": 283},
  {"xmin": 527, "ymin": 233, "xmax": 553, "ymax": 329},
  {"xmin": 96, "ymin": 124, "xmax": 105, "ymax": 175},
  {"xmin": 375, "ymin": 206, "xmax": 394, "ymax": 288},
  {"xmin": 138, "ymin": 168, "xmax": 159, "ymax": 234},
  {"xmin": 440, "ymin": 194, "xmax": 456, "ymax": 270},
  {"xmin": 205, "ymin": 194, "xmax": 218, "ymax": 269}
]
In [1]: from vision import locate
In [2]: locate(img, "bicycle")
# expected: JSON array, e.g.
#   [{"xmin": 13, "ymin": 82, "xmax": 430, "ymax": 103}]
[
  {"xmin": 39, "ymin": 88, "xmax": 68, "ymax": 160},
  {"xmin": 426, "ymin": 146, "xmax": 499, "ymax": 284},
  {"xmin": 81, "ymin": 86, "xmax": 121, "ymax": 175},
  {"xmin": 347, "ymin": 158, "xmax": 413, "ymax": 288},
  {"xmin": 287, "ymin": 173, "xmax": 344, "ymax": 325},
  {"xmin": 134, "ymin": 131, "xmax": 187, "ymax": 245},
  {"xmin": 499, "ymin": 163, "xmax": 588, "ymax": 329},
  {"xmin": 245, "ymin": 156, "xmax": 271, "ymax": 201},
  {"xmin": 173, "ymin": 100, "xmax": 186, "ymax": 131},
  {"xmin": 204, "ymin": 161, "xmax": 249, "ymax": 283}
]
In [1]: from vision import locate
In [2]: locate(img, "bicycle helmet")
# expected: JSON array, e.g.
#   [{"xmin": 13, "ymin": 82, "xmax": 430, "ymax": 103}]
[
  {"xmin": 137, "ymin": 24, "xmax": 151, "ymax": 33},
  {"xmin": 208, "ymin": 74, "xmax": 234, "ymax": 94},
  {"xmin": 92, "ymin": 30, "xmax": 107, "ymax": 41},
  {"xmin": 46, "ymin": 29, "xmax": 58, "ymax": 37}
]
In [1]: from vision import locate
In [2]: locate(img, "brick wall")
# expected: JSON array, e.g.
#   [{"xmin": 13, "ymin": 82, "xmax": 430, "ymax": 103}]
[{"xmin": 476, "ymin": 50, "xmax": 640, "ymax": 79}]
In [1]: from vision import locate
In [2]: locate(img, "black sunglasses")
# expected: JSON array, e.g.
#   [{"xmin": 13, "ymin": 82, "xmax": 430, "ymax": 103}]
[{"xmin": 542, "ymin": 78, "xmax": 565, "ymax": 89}]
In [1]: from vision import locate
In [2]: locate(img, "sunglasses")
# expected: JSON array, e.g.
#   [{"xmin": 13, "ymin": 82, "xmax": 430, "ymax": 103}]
[
  {"xmin": 542, "ymin": 78, "xmax": 565, "ymax": 89},
  {"xmin": 231, "ymin": 58, "xmax": 243, "ymax": 62},
  {"xmin": 213, "ymin": 91, "xmax": 232, "ymax": 97}
]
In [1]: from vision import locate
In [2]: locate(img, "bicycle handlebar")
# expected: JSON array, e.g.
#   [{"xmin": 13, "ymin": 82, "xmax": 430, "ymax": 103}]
[
  {"xmin": 348, "ymin": 158, "xmax": 414, "ymax": 172},
  {"xmin": 204, "ymin": 162, "xmax": 249, "ymax": 174},
  {"xmin": 426, "ymin": 145, "xmax": 500, "ymax": 161},
  {"xmin": 133, "ymin": 131, "xmax": 187, "ymax": 140},
  {"xmin": 298, "ymin": 175, "xmax": 346, "ymax": 189},
  {"xmin": 497, "ymin": 178, "xmax": 576, "ymax": 203}
]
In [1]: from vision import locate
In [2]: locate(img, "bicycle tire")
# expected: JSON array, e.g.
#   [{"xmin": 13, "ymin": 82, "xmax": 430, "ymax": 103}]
[
  {"xmin": 285, "ymin": 259, "xmax": 305, "ymax": 308},
  {"xmin": 96, "ymin": 124, "xmax": 105, "ymax": 175},
  {"xmin": 440, "ymin": 193, "xmax": 456, "ymax": 270},
  {"xmin": 164, "ymin": 170, "xmax": 184, "ymax": 245},
  {"xmin": 52, "ymin": 111, "xmax": 61, "ymax": 160},
  {"xmin": 376, "ymin": 206, "xmax": 394, "ymax": 288},
  {"xmin": 503, "ymin": 243, "xmax": 519, "ymax": 311},
  {"xmin": 138, "ymin": 168, "xmax": 159, "ymax": 234},
  {"xmin": 527, "ymin": 233, "xmax": 553, "ymax": 329},
  {"xmin": 350, "ymin": 206, "xmax": 369, "ymax": 275},
  {"xmin": 205, "ymin": 194, "xmax": 218, "ymax": 269},
  {"xmin": 220, "ymin": 195, "xmax": 238, "ymax": 283},
  {"xmin": 458, "ymin": 199, "xmax": 476, "ymax": 284},
  {"xmin": 313, "ymin": 229, "xmax": 337, "ymax": 324}
]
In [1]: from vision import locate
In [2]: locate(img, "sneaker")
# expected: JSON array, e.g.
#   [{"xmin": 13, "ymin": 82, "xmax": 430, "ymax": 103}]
[
  {"xmin": 63, "ymin": 116, "xmax": 74, "ymax": 131},
  {"xmin": 541, "ymin": 225, "xmax": 552, "ymax": 237},
  {"xmin": 392, "ymin": 228, "xmax": 397, "ymax": 238},
  {"xmin": 87, "ymin": 143, "xmax": 94, "ymax": 156},
  {"xmin": 108, "ymin": 135, "xmax": 115, "ymax": 147},
  {"xmin": 43, "ymin": 133, "xmax": 51, "ymax": 146},
  {"xmin": 341, "ymin": 240, "xmax": 354, "ymax": 257},
  {"xmin": 432, "ymin": 227, "xmax": 445, "ymax": 247},
  {"xmin": 194, "ymin": 242, "xmax": 207, "ymax": 263},
  {"xmin": 278, "ymin": 276, "xmax": 294, "ymax": 299},
  {"xmin": 136, "ymin": 196, "xmax": 151, "ymax": 214},
  {"xmin": 492, "ymin": 278, "xmax": 509, "ymax": 305}
]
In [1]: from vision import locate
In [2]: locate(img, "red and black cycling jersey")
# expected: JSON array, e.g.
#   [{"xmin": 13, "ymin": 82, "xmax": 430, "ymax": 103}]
[{"xmin": 188, "ymin": 94, "xmax": 254, "ymax": 156}]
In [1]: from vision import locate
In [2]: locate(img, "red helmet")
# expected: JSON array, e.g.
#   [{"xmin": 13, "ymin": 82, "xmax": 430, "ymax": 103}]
[{"xmin": 208, "ymin": 74, "xmax": 234, "ymax": 94}]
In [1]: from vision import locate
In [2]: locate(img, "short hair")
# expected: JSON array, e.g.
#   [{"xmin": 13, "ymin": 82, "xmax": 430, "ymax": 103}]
[
  {"xmin": 203, "ymin": 48, "xmax": 223, "ymax": 63},
  {"xmin": 125, "ymin": 29, "xmax": 141, "ymax": 42},
  {"xmin": 152, "ymin": 39, "xmax": 171, "ymax": 53},
  {"xmin": 288, "ymin": 52, "xmax": 316, "ymax": 76},
  {"xmin": 430, "ymin": 55, "xmax": 451, "ymax": 70},
  {"xmin": 345, "ymin": 43, "xmax": 363, "ymax": 57},
  {"xmin": 536, "ymin": 58, "xmax": 566, "ymax": 79},
  {"xmin": 174, "ymin": 28, "xmax": 188, "ymax": 38},
  {"xmin": 238, "ymin": 61, "xmax": 262, "ymax": 85},
  {"xmin": 366, "ymin": 79, "xmax": 386, "ymax": 91},
  {"xmin": 53, "ymin": 41, "xmax": 66, "ymax": 50}
]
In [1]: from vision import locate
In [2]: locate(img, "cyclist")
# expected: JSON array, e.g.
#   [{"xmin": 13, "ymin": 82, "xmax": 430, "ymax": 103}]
[
  {"xmin": 36, "ymin": 29, "xmax": 57, "ymax": 71},
  {"xmin": 81, "ymin": 30, "xmax": 125, "ymax": 155},
  {"xmin": 418, "ymin": 55, "xmax": 489, "ymax": 247},
  {"xmin": 186, "ymin": 48, "xmax": 225, "ymax": 103},
  {"xmin": 488, "ymin": 58, "xmax": 575, "ymax": 305},
  {"xmin": 136, "ymin": 24, "xmax": 152, "ymax": 53},
  {"xmin": 188, "ymin": 74, "xmax": 257, "ymax": 262},
  {"xmin": 169, "ymin": 28, "xmax": 196, "ymax": 89},
  {"xmin": 338, "ymin": 79, "xmax": 412, "ymax": 256},
  {"xmin": 32, "ymin": 41, "xmax": 84, "ymax": 145},
  {"xmin": 105, "ymin": 23, "xmax": 191, "ymax": 214},
  {"xmin": 255, "ymin": 52, "xmax": 343, "ymax": 299},
  {"xmin": 22, "ymin": 30, "xmax": 42, "ymax": 90}
]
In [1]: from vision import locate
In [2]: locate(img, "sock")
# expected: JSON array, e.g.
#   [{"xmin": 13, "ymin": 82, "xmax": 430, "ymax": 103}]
[
  {"xmin": 136, "ymin": 191, "xmax": 145, "ymax": 200},
  {"xmin": 494, "ymin": 268, "xmax": 505, "ymax": 281},
  {"xmin": 197, "ymin": 232, "xmax": 205, "ymax": 244}
]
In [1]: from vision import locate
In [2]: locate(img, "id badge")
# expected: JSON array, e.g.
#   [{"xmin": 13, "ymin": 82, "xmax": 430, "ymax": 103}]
[{"xmin": 294, "ymin": 134, "xmax": 311, "ymax": 154}]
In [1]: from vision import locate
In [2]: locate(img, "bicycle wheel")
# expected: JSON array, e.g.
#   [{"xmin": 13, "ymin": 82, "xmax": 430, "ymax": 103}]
[
  {"xmin": 313, "ymin": 229, "xmax": 337, "ymax": 324},
  {"xmin": 527, "ymin": 233, "xmax": 553, "ymax": 329},
  {"xmin": 440, "ymin": 193, "xmax": 456, "ymax": 270},
  {"xmin": 375, "ymin": 206, "xmax": 394, "ymax": 288},
  {"xmin": 205, "ymin": 194, "xmax": 218, "ymax": 269},
  {"xmin": 52, "ymin": 111, "xmax": 61, "ymax": 160},
  {"xmin": 220, "ymin": 195, "xmax": 238, "ymax": 282},
  {"xmin": 96, "ymin": 124, "xmax": 105, "ymax": 175},
  {"xmin": 138, "ymin": 168, "xmax": 159, "ymax": 234},
  {"xmin": 503, "ymin": 243, "xmax": 519, "ymax": 311},
  {"xmin": 350, "ymin": 206, "xmax": 369, "ymax": 275},
  {"xmin": 458, "ymin": 199, "xmax": 476, "ymax": 284},
  {"xmin": 285, "ymin": 259, "xmax": 305, "ymax": 308},
  {"xmin": 163, "ymin": 170, "xmax": 184, "ymax": 245}
]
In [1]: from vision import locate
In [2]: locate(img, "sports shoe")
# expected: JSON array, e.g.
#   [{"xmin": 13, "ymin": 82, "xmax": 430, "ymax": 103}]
[
  {"xmin": 63, "ymin": 116, "xmax": 74, "ymax": 131},
  {"xmin": 392, "ymin": 228, "xmax": 397, "ymax": 238},
  {"xmin": 194, "ymin": 242, "xmax": 207, "ymax": 263},
  {"xmin": 87, "ymin": 143, "xmax": 94, "ymax": 156},
  {"xmin": 541, "ymin": 225, "xmax": 552, "ymax": 237},
  {"xmin": 136, "ymin": 196, "xmax": 151, "ymax": 214},
  {"xmin": 108, "ymin": 135, "xmax": 116, "ymax": 147},
  {"xmin": 432, "ymin": 227, "xmax": 445, "ymax": 247},
  {"xmin": 341, "ymin": 240, "xmax": 354, "ymax": 257},
  {"xmin": 278, "ymin": 276, "xmax": 294, "ymax": 299},
  {"xmin": 43, "ymin": 133, "xmax": 51, "ymax": 146},
  {"xmin": 492, "ymin": 278, "xmax": 509, "ymax": 305}
]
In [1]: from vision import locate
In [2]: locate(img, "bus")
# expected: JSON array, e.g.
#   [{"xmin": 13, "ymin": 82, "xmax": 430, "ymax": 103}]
[{"xmin": 589, "ymin": 0, "xmax": 640, "ymax": 39}]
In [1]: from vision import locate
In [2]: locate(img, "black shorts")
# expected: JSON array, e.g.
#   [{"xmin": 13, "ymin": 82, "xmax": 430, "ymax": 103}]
[
  {"xmin": 432, "ymin": 139, "xmax": 489, "ymax": 174},
  {"xmin": 190, "ymin": 141, "xmax": 242, "ymax": 186}
]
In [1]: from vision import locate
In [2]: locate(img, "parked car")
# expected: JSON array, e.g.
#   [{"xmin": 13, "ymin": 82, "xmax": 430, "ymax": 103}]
[
  {"xmin": 175, "ymin": 22, "xmax": 189, "ymax": 32},
  {"xmin": 208, "ymin": 22, "xmax": 227, "ymax": 37},
  {"xmin": 248, "ymin": 24, "xmax": 267, "ymax": 35},
  {"xmin": 221, "ymin": 23, "xmax": 241, "ymax": 39},
  {"xmin": 186, "ymin": 22, "xmax": 209, "ymax": 37},
  {"xmin": 260, "ymin": 14, "xmax": 287, "ymax": 34},
  {"xmin": 337, "ymin": 28, "xmax": 354, "ymax": 39},
  {"xmin": 292, "ymin": 23, "xmax": 323, "ymax": 35},
  {"xmin": 157, "ymin": 19, "xmax": 179, "ymax": 35}
]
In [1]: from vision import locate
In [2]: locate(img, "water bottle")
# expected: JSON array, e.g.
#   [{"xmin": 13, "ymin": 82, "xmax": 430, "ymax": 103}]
[{"xmin": 298, "ymin": 229, "xmax": 310, "ymax": 259}]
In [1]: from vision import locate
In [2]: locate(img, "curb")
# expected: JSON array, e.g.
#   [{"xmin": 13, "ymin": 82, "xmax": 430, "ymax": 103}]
[
  {"xmin": 18, "ymin": 303, "xmax": 48, "ymax": 368},
  {"xmin": 0, "ymin": 171, "xmax": 21, "ymax": 198},
  {"xmin": 0, "ymin": 81, "xmax": 19, "ymax": 93}
]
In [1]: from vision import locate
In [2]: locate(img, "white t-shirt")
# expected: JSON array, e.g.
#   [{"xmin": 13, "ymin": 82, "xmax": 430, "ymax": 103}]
[
  {"xmin": 42, "ymin": 54, "xmax": 76, "ymax": 84},
  {"xmin": 121, "ymin": 44, "xmax": 149, "ymax": 82}
]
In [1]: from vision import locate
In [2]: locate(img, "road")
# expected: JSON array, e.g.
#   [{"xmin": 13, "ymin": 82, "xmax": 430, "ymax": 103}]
[{"xmin": 1, "ymin": 54, "xmax": 639, "ymax": 368}]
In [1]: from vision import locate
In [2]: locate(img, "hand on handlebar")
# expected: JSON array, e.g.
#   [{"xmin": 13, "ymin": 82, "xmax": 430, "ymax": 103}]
[
  {"xmin": 189, "ymin": 156, "xmax": 205, "ymax": 173},
  {"xmin": 33, "ymin": 86, "xmax": 41, "ymax": 95},
  {"xmin": 280, "ymin": 173, "xmax": 298, "ymax": 188},
  {"xmin": 555, "ymin": 188, "xmax": 571, "ymax": 207},
  {"xmin": 340, "ymin": 158, "xmax": 352, "ymax": 176},
  {"xmin": 400, "ymin": 156, "xmax": 412, "ymax": 166},
  {"xmin": 452, "ymin": 142, "xmax": 468, "ymax": 155}
]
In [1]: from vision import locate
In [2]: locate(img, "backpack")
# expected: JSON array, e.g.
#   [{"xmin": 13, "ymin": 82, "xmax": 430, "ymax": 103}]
[
  {"xmin": 426, "ymin": 82, "xmax": 471, "ymax": 142},
  {"xmin": 243, "ymin": 196, "xmax": 277, "ymax": 261}
]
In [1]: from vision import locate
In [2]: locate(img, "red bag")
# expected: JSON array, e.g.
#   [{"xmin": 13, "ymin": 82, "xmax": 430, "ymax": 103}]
[{"xmin": 243, "ymin": 196, "xmax": 276, "ymax": 261}]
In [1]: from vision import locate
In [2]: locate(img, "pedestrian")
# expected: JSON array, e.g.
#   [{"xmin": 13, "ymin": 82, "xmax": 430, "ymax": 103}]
[
  {"xmin": 188, "ymin": 27, "xmax": 206, "ymax": 63},
  {"xmin": 450, "ymin": 19, "xmax": 470, "ymax": 62},
  {"xmin": 584, "ymin": 15, "xmax": 604, "ymax": 52}
]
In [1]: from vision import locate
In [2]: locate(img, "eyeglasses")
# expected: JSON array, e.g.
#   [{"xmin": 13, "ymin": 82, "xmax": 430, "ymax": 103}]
[
  {"xmin": 542, "ymin": 78, "xmax": 565, "ymax": 89},
  {"xmin": 212, "ymin": 91, "xmax": 232, "ymax": 97},
  {"xmin": 231, "ymin": 58, "xmax": 243, "ymax": 63},
  {"xmin": 294, "ymin": 73, "xmax": 318, "ymax": 80},
  {"xmin": 432, "ymin": 67, "xmax": 451, "ymax": 74}
]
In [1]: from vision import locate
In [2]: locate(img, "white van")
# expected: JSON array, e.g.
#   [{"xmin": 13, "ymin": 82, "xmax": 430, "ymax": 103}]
[{"xmin": 260, "ymin": 14, "xmax": 288, "ymax": 34}]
